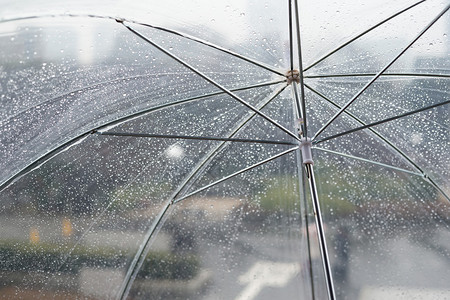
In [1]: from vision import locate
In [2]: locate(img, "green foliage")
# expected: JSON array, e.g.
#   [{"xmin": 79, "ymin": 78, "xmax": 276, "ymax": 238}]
[
  {"xmin": 0, "ymin": 241, "xmax": 199, "ymax": 280},
  {"xmin": 255, "ymin": 175, "xmax": 355, "ymax": 217},
  {"xmin": 16, "ymin": 158, "xmax": 109, "ymax": 216},
  {"xmin": 138, "ymin": 252, "xmax": 200, "ymax": 280},
  {"xmin": 0, "ymin": 241, "xmax": 123, "ymax": 274},
  {"xmin": 256, "ymin": 176, "xmax": 299, "ymax": 212}
]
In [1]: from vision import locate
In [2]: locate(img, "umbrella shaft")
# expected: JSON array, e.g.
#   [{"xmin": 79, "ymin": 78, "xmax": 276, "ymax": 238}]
[{"xmin": 306, "ymin": 164, "xmax": 336, "ymax": 300}]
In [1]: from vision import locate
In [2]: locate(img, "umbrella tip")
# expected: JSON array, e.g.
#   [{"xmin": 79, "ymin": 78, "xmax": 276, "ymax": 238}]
[{"xmin": 286, "ymin": 70, "xmax": 300, "ymax": 84}]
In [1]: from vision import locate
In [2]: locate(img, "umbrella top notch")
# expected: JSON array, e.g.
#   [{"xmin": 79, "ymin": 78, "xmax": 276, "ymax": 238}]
[{"xmin": 286, "ymin": 69, "xmax": 300, "ymax": 84}]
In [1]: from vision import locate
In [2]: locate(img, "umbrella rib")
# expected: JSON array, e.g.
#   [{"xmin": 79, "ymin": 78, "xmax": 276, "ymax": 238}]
[
  {"xmin": 117, "ymin": 84, "xmax": 288, "ymax": 299},
  {"xmin": 95, "ymin": 131, "xmax": 297, "ymax": 146},
  {"xmin": 426, "ymin": 177, "xmax": 450, "ymax": 203},
  {"xmin": 0, "ymin": 133, "xmax": 90, "ymax": 192},
  {"xmin": 305, "ymin": 83, "xmax": 405, "ymax": 152},
  {"xmin": 126, "ymin": 23, "xmax": 285, "ymax": 77},
  {"xmin": 312, "ymin": 4, "xmax": 450, "ymax": 141},
  {"xmin": 1, "ymin": 75, "xmax": 283, "ymax": 125},
  {"xmin": 121, "ymin": 22, "xmax": 300, "ymax": 142},
  {"xmin": 306, "ymin": 84, "xmax": 450, "ymax": 202},
  {"xmin": 0, "ymin": 80, "xmax": 285, "ymax": 192},
  {"xmin": 304, "ymin": 73, "xmax": 450, "ymax": 79},
  {"xmin": 317, "ymin": 146, "xmax": 450, "ymax": 204},
  {"xmin": 303, "ymin": 0, "xmax": 426, "ymax": 72},
  {"xmin": 94, "ymin": 80, "xmax": 286, "ymax": 132},
  {"xmin": 107, "ymin": 81, "xmax": 280, "ymax": 125},
  {"xmin": 118, "ymin": 200, "xmax": 173, "ymax": 299},
  {"xmin": 0, "ymin": 13, "xmax": 284, "ymax": 77},
  {"xmin": 165, "ymin": 84, "xmax": 289, "ymax": 202},
  {"xmin": 382, "ymin": 101, "xmax": 450, "ymax": 131},
  {"xmin": 314, "ymin": 100, "xmax": 450, "ymax": 144},
  {"xmin": 173, "ymin": 147, "xmax": 299, "ymax": 204},
  {"xmin": 314, "ymin": 147, "xmax": 423, "ymax": 176}
]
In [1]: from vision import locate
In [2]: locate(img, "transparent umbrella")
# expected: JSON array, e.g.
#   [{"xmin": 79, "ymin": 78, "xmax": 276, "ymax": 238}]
[{"xmin": 0, "ymin": 0, "xmax": 449, "ymax": 299}]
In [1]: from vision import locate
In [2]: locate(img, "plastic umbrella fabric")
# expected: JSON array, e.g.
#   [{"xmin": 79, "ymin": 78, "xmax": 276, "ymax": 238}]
[{"xmin": 0, "ymin": 0, "xmax": 449, "ymax": 299}]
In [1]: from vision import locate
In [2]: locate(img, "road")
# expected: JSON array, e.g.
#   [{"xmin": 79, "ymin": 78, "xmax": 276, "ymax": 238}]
[{"xmin": 193, "ymin": 226, "xmax": 450, "ymax": 300}]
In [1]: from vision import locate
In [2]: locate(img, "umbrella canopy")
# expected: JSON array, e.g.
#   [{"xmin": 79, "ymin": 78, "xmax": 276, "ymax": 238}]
[{"xmin": 0, "ymin": 0, "xmax": 449, "ymax": 299}]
